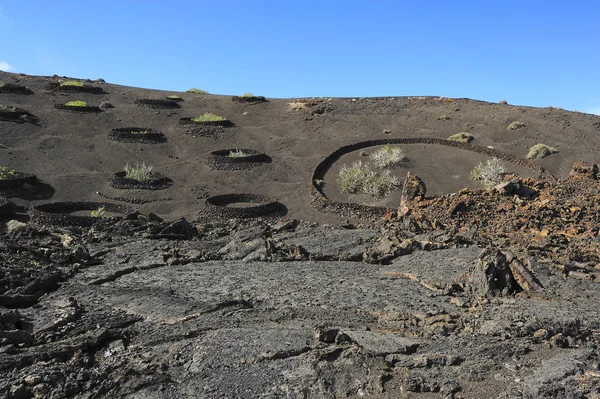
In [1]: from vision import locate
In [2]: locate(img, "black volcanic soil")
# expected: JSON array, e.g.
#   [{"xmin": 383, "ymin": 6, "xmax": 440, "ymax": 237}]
[
  {"xmin": 2, "ymin": 72, "xmax": 599, "ymax": 223},
  {"xmin": 1, "ymin": 72, "xmax": 600, "ymax": 398}
]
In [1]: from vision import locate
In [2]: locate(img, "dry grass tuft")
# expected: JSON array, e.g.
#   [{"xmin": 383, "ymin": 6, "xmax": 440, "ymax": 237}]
[
  {"xmin": 192, "ymin": 113, "xmax": 227, "ymax": 122},
  {"xmin": 338, "ymin": 161, "xmax": 400, "ymax": 198},
  {"xmin": 471, "ymin": 158, "xmax": 508, "ymax": 188},
  {"xmin": 124, "ymin": 162, "xmax": 154, "ymax": 182},
  {"xmin": 527, "ymin": 144, "xmax": 558, "ymax": 159},
  {"xmin": 370, "ymin": 146, "xmax": 406, "ymax": 169},
  {"xmin": 186, "ymin": 88, "xmax": 208, "ymax": 94},
  {"xmin": 288, "ymin": 102, "xmax": 307, "ymax": 110},
  {"xmin": 507, "ymin": 121, "xmax": 526, "ymax": 130},
  {"xmin": 60, "ymin": 80, "xmax": 84, "ymax": 87},
  {"xmin": 448, "ymin": 132, "xmax": 474, "ymax": 143},
  {"xmin": 228, "ymin": 149, "xmax": 250, "ymax": 158}
]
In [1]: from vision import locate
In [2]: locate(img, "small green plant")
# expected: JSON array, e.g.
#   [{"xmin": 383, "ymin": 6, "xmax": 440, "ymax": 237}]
[
  {"xmin": 370, "ymin": 146, "xmax": 406, "ymax": 169},
  {"xmin": 338, "ymin": 161, "xmax": 400, "ymax": 198},
  {"xmin": 448, "ymin": 132, "xmax": 474, "ymax": 143},
  {"xmin": 499, "ymin": 100, "xmax": 508, "ymax": 104},
  {"xmin": 0, "ymin": 166, "xmax": 16, "ymax": 180},
  {"xmin": 240, "ymin": 93, "xmax": 255, "ymax": 97},
  {"xmin": 60, "ymin": 80, "xmax": 84, "ymax": 87},
  {"xmin": 192, "ymin": 113, "xmax": 227, "ymax": 123},
  {"xmin": 507, "ymin": 121, "xmax": 526, "ymax": 130},
  {"xmin": 438, "ymin": 114, "xmax": 451, "ymax": 120},
  {"xmin": 228, "ymin": 149, "xmax": 249, "ymax": 158},
  {"xmin": 65, "ymin": 100, "xmax": 87, "ymax": 107},
  {"xmin": 186, "ymin": 88, "xmax": 208, "ymax": 94},
  {"xmin": 124, "ymin": 162, "xmax": 154, "ymax": 182},
  {"xmin": 527, "ymin": 144, "xmax": 558, "ymax": 159},
  {"xmin": 471, "ymin": 158, "xmax": 508, "ymax": 188},
  {"xmin": 314, "ymin": 179, "xmax": 324, "ymax": 187},
  {"xmin": 90, "ymin": 206, "xmax": 106, "ymax": 218},
  {"xmin": 0, "ymin": 104, "xmax": 16, "ymax": 112},
  {"xmin": 130, "ymin": 130, "xmax": 149, "ymax": 135},
  {"xmin": 0, "ymin": 82, "xmax": 4, "ymax": 87},
  {"xmin": 167, "ymin": 95, "xmax": 182, "ymax": 100}
]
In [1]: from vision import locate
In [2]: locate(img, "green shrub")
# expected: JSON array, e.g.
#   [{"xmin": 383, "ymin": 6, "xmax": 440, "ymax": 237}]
[
  {"xmin": 90, "ymin": 206, "xmax": 106, "ymax": 218},
  {"xmin": 527, "ymin": 144, "xmax": 558, "ymax": 159},
  {"xmin": 186, "ymin": 88, "xmax": 208, "ymax": 94},
  {"xmin": 65, "ymin": 100, "xmax": 87, "ymax": 107},
  {"xmin": 370, "ymin": 146, "xmax": 406, "ymax": 169},
  {"xmin": 0, "ymin": 104, "xmax": 16, "ymax": 112},
  {"xmin": 60, "ymin": 80, "xmax": 84, "ymax": 87},
  {"xmin": 192, "ymin": 113, "xmax": 227, "ymax": 122},
  {"xmin": 124, "ymin": 162, "xmax": 154, "ymax": 182},
  {"xmin": 0, "ymin": 166, "xmax": 16, "ymax": 180},
  {"xmin": 338, "ymin": 161, "xmax": 399, "ymax": 198},
  {"xmin": 240, "ymin": 93, "xmax": 255, "ymax": 97},
  {"xmin": 167, "ymin": 95, "xmax": 182, "ymax": 100},
  {"xmin": 471, "ymin": 158, "xmax": 507, "ymax": 188},
  {"xmin": 228, "ymin": 149, "xmax": 249, "ymax": 158},
  {"xmin": 507, "ymin": 121, "xmax": 526, "ymax": 130},
  {"xmin": 448, "ymin": 132, "xmax": 474, "ymax": 143},
  {"xmin": 130, "ymin": 130, "xmax": 149, "ymax": 135}
]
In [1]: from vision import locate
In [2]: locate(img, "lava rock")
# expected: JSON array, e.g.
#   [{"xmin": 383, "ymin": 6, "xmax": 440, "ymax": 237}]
[
  {"xmin": 570, "ymin": 161, "xmax": 598, "ymax": 179},
  {"xmin": 158, "ymin": 218, "xmax": 195, "ymax": 239}
]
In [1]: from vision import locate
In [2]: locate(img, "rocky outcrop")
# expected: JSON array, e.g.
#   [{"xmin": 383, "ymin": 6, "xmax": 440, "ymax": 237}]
[
  {"xmin": 570, "ymin": 161, "xmax": 598, "ymax": 179},
  {"xmin": 3, "ymin": 175, "xmax": 600, "ymax": 397}
]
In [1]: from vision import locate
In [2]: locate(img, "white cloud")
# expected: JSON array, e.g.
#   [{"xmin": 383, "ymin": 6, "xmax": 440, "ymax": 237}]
[{"xmin": 0, "ymin": 61, "xmax": 14, "ymax": 71}]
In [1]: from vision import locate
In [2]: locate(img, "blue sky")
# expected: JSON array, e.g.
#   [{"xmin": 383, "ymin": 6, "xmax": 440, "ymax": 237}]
[{"xmin": 0, "ymin": 1, "xmax": 599, "ymax": 114}]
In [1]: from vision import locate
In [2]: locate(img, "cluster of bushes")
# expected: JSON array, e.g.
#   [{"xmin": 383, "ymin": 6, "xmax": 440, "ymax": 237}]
[{"xmin": 337, "ymin": 146, "xmax": 405, "ymax": 198}]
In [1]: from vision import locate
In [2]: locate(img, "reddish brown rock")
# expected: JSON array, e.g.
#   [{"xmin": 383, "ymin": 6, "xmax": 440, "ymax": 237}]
[{"xmin": 570, "ymin": 161, "xmax": 598, "ymax": 179}]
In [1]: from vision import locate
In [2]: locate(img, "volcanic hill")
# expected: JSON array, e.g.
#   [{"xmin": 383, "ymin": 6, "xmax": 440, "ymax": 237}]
[{"xmin": 1, "ymin": 71, "xmax": 600, "ymax": 398}]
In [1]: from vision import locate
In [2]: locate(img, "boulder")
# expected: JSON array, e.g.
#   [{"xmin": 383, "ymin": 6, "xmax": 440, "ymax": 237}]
[
  {"xmin": 399, "ymin": 172, "xmax": 427, "ymax": 216},
  {"xmin": 159, "ymin": 218, "xmax": 195, "ymax": 239},
  {"xmin": 403, "ymin": 172, "xmax": 426, "ymax": 200},
  {"xmin": 99, "ymin": 101, "xmax": 114, "ymax": 109},
  {"xmin": 570, "ymin": 161, "xmax": 598, "ymax": 179},
  {"xmin": 493, "ymin": 177, "xmax": 537, "ymax": 198}
]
